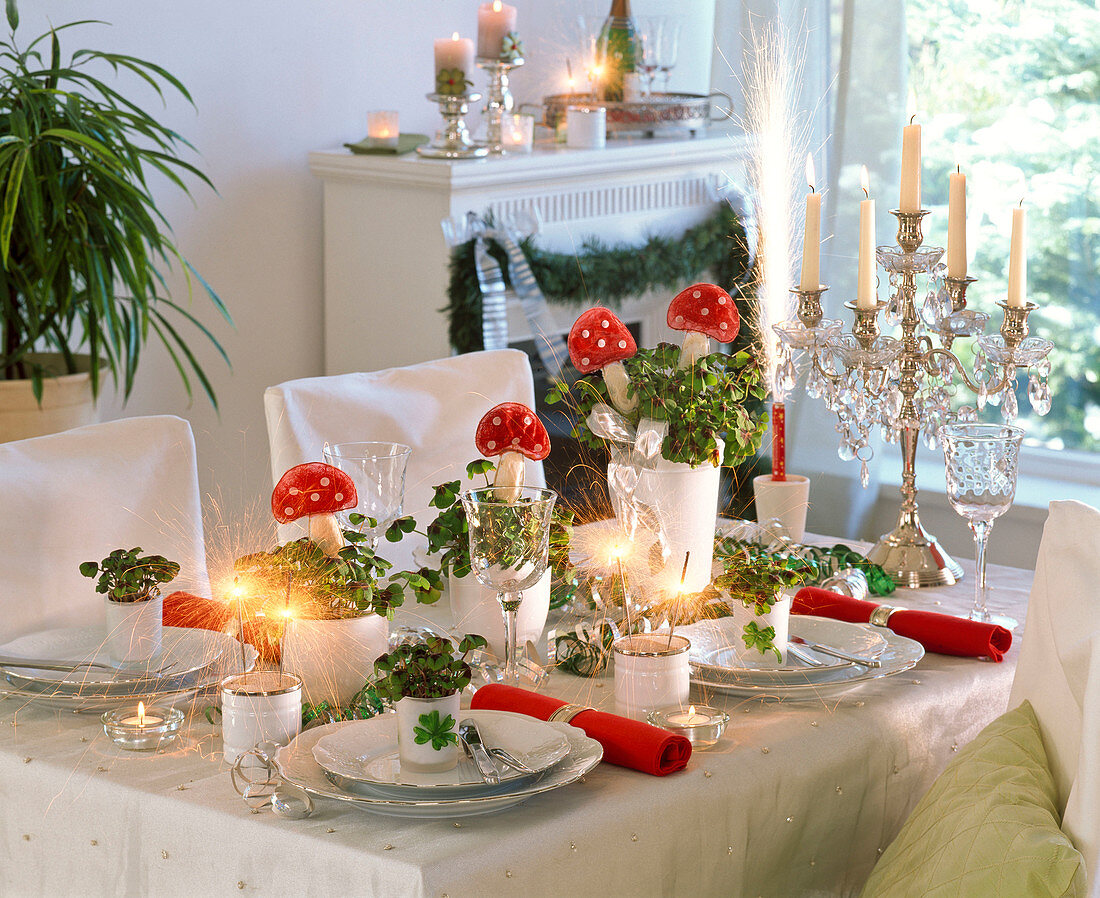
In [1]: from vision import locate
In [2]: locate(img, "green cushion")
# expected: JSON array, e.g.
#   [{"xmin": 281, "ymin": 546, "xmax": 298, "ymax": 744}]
[{"xmin": 861, "ymin": 700, "xmax": 1085, "ymax": 898}]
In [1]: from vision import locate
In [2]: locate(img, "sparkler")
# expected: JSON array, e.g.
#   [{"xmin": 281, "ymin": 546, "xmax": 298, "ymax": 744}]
[
  {"xmin": 231, "ymin": 576, "xmax": 248, "ymax": 673},
  {"xmin": 667, "ymin": 551, "xmax": 690, "ymax": 649}
]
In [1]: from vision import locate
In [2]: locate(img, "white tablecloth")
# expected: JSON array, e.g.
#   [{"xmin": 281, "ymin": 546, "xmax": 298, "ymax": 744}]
[{"xmin": 1, "ymin": 555, "xmax": 1030, "ymax": 898}]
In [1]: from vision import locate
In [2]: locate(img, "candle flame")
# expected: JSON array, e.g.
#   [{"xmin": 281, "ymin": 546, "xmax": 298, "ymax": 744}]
[
  {"xmin": 806, "ymin": 154, "xmax": 815, "ymax": 192},
  {"xmin": 137, "ymin": 702, "xmax": 145, "ymax": 725},
  {"xmin": 860, "ymin": 165, "xmax": 870, "ymax": 198},
  {"xmin": 451, "ymin": 31, "xmax": 459, "ymax": 41},
  {"xmin": 492, "ymin": 0, "xmax": 502, "ymax": 10},
  {"xmin": 688, "ymin": 704, "xmax": 696, "ymax": 715}
]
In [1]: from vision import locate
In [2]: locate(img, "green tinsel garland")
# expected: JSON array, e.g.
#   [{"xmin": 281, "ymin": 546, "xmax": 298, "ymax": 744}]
[{"xmin": 445, "ymin": 204, "xmax": 752, "ymax": 354}]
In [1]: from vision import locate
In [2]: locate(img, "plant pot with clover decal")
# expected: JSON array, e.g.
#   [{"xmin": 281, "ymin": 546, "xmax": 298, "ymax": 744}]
[
  {"xmin": 372, "ymin": 635, "xmax": 488, "ymax": 774},
  {"xmin": 80, "ymin": 549, "xmax": 180, "ymax": 667}
]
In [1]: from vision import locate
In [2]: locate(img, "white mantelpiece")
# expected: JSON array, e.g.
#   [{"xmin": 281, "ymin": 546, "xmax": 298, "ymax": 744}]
[{"xmin": 309, "ymin": 131, "xmax": 750, "ymax": 375}]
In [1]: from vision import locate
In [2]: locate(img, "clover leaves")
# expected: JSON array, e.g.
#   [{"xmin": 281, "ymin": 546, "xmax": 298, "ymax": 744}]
[{"xmin": 414, "ymin": 709, "xmax": 459, "ymax": 751}]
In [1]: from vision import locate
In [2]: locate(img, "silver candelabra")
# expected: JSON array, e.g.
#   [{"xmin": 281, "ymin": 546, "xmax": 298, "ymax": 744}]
[
  {"xmin": 417, "ymin": 92, "xmax": 489, "ymax": 159},
  {"xmin": 775, "ymin": 209, "xmax": 1053, "ymax": 588},
  {"xmin": 476, "ymin": 55, "xmax": 523, "ymax": 155}
]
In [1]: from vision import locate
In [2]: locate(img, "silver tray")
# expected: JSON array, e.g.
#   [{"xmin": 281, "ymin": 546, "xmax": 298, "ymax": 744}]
[{"xmin": 535, "ymin": 91, "xmax": 733, "ymax": 137}]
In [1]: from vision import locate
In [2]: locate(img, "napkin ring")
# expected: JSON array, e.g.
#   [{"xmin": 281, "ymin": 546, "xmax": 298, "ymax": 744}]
[
  {"xmin": 548, "ymin": 703, "xmax": 591, "ymax": 724},
  {"xmin": 869, "ymin": 605, "xmax": 904, "ymax": 628}
]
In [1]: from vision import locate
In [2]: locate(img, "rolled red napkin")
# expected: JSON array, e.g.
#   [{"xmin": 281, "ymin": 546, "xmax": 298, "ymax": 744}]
[
  {"xmin": 793, "ymin": 586, "xmax": 1013, "ymax": 662},
  {"xmin": 470, "ymin": 684, "xmax": 691, "ymax": 776},
  {"xmin": 162, "ymin": 591, "xmax": 280, "ymax": 662}
]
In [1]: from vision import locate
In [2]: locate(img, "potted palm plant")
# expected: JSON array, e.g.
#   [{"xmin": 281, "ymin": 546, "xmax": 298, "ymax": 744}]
[
  {"xmin": 0, "ymin": 7, "xmax": 230, "ymax": 441},
  {"xmin": 80, "ymin": 547, "xmax": 180, "ymax": 666}
]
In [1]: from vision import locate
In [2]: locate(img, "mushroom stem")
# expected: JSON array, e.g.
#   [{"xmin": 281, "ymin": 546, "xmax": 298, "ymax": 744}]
[
  {"xmin": 602, "ymin": 361, "xmax": 638, "ymax": 415},
  {"xmin": 309, "ymin": 512, "xmax": 344, "ymax": 558},
  {"xmin": 678, "ymin": 331, "xmax": 711, "ymax": 370},
  {"xmin": 492, "ymin": 450, "xmax": 527, "ymax": 503}
]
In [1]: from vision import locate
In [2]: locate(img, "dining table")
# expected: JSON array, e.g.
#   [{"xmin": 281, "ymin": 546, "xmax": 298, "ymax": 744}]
[{"xmin": 0, "ymin": 541, "xmax": 1031, "ymax": 898}]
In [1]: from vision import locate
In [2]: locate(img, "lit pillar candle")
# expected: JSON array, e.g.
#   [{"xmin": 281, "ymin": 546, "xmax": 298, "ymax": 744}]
[
  {"xmin": 1007, "ymin": 203, "xmax": 1028, "ymax": 308},
  {"xmin": 477, "ymin": 1, "xmax": 517, "ymax": 59},
  {"xmin": 857, "ymin": 165, "xmax": 877, "ymax": 309},
  {"xmin": 799, "ymin": 155, "xmax": 822, "ymax": 291},
  {"xmin": 899, "ymin": 120, "xmax": 921, "ymax": 212},
  {"xmin": 947, "ymin": 167, "xmax": 967, "ymax": 278},
  {"xmin": 434, "ymin": 32, "xmax": 475, "ymax": 83}
]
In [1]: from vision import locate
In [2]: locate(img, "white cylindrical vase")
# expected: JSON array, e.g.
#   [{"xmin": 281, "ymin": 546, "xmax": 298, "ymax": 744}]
[
  {"xmin": 221, "ymin": 671, "xmax": 303, "ymax": 765},
  {"xmin": 448, "ymin": 569, "xmax": 551, "ymax": 658},
  {"xmin": 721, "ymin": 590, "xmax": 792, "ymax": 665},
  {"xmin": 283, "ymin": 614, "xmax": 388, "ymax": 707},
  {"xmin": 104, "ymin": 594, "xmax": 163, "ymax": 667},
  {"xmin": 613, "ymin": 633, "xmax": 691, "ymax": 720},
  {"xmin": 753, "ymin": 474, "xmax": 811, "ymax": 543},
  {"xmin": 395, "ymin": 693, "xmax": 462, "ymax": 773},
  {"xmin": 566, "ymin": 105, "xmax": 606, "ymax": 149}
]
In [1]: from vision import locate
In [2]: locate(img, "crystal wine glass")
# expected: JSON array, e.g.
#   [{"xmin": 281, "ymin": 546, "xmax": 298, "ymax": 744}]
[
  {"xmin": 655, "ymin": 19, "xmax": 680, "ymax": 92},
  {"xmin": 939, "ymin": 423, "xmax": 1024, "ymax": 628},
  {"xmin": 634, "ymin": 17, "xmax": 664, "ymax": 97},
  {"xmin": 460, "ymin": 486, "xmax": 557, "ymax": 684},
  {"xmin": 322, "ymin": 442, "xmax": 411, "ymax": 548}
]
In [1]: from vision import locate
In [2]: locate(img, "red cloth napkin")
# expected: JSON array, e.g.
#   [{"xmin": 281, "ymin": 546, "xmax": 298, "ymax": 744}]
[
  {"xmin": 162, "ymin": 591, "xmax": 280, "ymax": 662},
  {"xmin": 793, "ymin": 586, "xmax": 1013, "ymax": 662},
  {"xmin": 470, "ymin": 684, "xmax": 691, "ymax": 776}
]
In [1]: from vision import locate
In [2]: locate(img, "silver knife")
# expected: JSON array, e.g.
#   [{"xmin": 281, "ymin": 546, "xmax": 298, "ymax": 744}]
[
  {"xmin": 788, "ymin": 636, "xmax": 882, "ymax": 668},
  {"xmin": 458, "ymin": 719, "xmax": 501, "ymax": 784}
]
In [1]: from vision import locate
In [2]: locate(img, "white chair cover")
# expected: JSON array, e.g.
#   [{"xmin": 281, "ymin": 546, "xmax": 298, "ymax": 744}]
[
  {"xmin": 264, "ymin": 349, "xmax": 545, "ymax": 569},
  {"xmin": 0, "ymin": 415, "xmax": 208, "ymax": 642},
  {"xmin": 1009, "ymin": 499, "xmax": 1100, "ymax": 894}
]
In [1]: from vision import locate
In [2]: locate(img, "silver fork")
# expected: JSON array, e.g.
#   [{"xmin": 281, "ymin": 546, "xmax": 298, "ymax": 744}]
[{"xmin": 0, "ymin": 656, "xmax": 180, "ymax": 678}]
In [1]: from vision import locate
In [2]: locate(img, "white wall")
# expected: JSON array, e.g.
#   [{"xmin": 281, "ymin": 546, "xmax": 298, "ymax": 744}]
[{"xmin": 21, "ymin": 0, "xmax": 717, "ymax": 535}]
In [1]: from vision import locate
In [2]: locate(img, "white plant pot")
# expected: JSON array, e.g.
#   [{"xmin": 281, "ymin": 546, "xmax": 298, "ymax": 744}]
[
  {"xmin": 221, "ymin": 671, "xmax": 303, "ymax": 765},
  {"xmin": 448, "ymin": 570, "xmax": 551, "ymax": 658},
  {"xmin": 104, "ymin": 594, "xmax": 163, "ymax": 667},
  {"xmin": 611, "ymin": 445, "xmax": 721, "ymax": 593},
  {"xmin": 283, "ymin": 614, "xmax": 388, "ymax": 707},
  {"xmin": 722, "ymin": 591, "xmax": 792, "ymax": 666},
  {"xmin": 613, "ymin": 633, "xmax": 691, "ymax": 720},
  {"xmin": 0, "ymin": 353, "xmax": 101, "ymax": 444},
  {"xmin": 395, "ymin": 693, "xmax": 461, "ymax": 773},
  {"xmin": 753, "ymin": 474, "xmax": 811, "ymax": 543}
]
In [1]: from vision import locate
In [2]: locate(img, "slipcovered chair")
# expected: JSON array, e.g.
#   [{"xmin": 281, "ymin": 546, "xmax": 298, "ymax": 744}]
[
  {"xmin": 263, "ymin": 349, "xmax": 545, "ymax": 570},
  {"xmin": 0, "ymin": 415, "xmax": 208, "ymax": 643}
]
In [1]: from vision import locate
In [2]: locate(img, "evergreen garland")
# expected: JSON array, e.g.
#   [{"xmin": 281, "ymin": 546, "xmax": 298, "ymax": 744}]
[{"xmin": 445, "ymin": 205, "xmax": 752, "ymax": 354}]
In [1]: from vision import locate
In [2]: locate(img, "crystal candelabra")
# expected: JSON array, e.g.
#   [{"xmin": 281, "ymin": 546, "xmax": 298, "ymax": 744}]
[
  {"xmin": 775, "ymin": 209, "xmax": 1053, "ymax": 587},
  {"xmin": 476, "ymin": 55, "xmax": 524, "ymax": 155},
  {"xmin": 417, "ymin": 92, "xmax": 489, "ymax": 159}
]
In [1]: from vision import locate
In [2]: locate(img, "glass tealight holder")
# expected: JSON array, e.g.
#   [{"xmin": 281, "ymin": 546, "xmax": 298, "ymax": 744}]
[
  {"xmin": 648, "ymin": 705, "xmax": 729, "ymax": 750},
  {"xmin": 501, "ymin": 112, "xmax": 534, "ymax": 153},
  {"xmin": 102, "ymin": 704, "xmax": 184, "ymax": 751},
  {"xmin": 613, "ymin": 633, "xmax": 690, "ymax": 720},
  {"xmin": 221, "ymin": 671, "xmax": 303, "ymax": 765},
  {"xmin": 366, "ymin": 109, "xmax": 400, "ymax": 149}
]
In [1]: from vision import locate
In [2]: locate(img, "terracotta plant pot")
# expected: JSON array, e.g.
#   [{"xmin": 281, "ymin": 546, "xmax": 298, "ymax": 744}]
[
  {"xmin": 104, "ymin": 593, "xmax": 163, "ymax": 667},
  {"xmin": 395, "ymin": 693, "xmax": 462, "ymax": 773},
  {"xmin": 283, "ymin": 613, "xmax": 388, "ymax": 707}
]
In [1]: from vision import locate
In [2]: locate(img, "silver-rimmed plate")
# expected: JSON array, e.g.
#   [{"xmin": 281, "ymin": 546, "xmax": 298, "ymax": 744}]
[
  {"xmin": 685, "ymin": 616, "xmax": 924, "ymax": 700},
  {"xmin": 312, "ymin": 709, "xmax": 570, "ymax": 798},
  {"xmin": 276, "ymin": 716, "xmax": 602, "ymax": 819},
  {"xmin": 686, "ymin": 617, "xmax": 889, "ymax": 685}
]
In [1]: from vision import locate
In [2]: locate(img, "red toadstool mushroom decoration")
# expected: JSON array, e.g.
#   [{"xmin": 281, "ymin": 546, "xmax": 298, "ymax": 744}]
[
  {"xmin": 475, "ymin": 402, "xmax": 550, "ymax": 502},
  {"xmin": 271, "ymin": 462, "xmax": 358, "ymax": 557},
  {"xmin": 667, "ymin": 283, "xmax": 740, "ymax": 369},
  {"xmin": 568, "ymin": 307, "xmax": 638, "ymax": 414}
]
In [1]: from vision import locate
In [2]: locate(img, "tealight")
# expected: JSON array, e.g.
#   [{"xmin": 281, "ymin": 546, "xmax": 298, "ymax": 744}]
[
  {"xmin": 502, "ymin": 112, "xmax": 534, "ymax": 153},
  {"xmin": 102, "ymin": 702, "xmax": 184, "ymax": 751},
  {"xmin": 648, "ymin": 704, "xmax": 729, "ymax": 749}
]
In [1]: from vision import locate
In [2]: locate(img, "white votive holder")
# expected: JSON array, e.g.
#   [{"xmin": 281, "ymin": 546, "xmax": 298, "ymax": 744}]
[
  {"xmin": 102, "ymin": 704, "xmax": 184, "ymax": 751},
  {"xmin": 613, "ymin": 633, "xmax": 690, "ymax": 720},
  {"xmin": 221, "ymin": 671, "xmax": 302, "ymax": 765},
  {"xmin": 566, "ymin": 105, "xmax": 606, "ymax": 149},
  {"xmin": 753, "ymin": 473, "xmax": 811, "ymax": 543},
  {"xmin": 367, "ymin": 110, "xmax": 400, "ymax": 149},
  {"xmin": 502, "ymin": 112, "xmax": 534, "ymax": 153},
  {"xmin": 648, "ymin": 705, "xmax": 729, "ymax": 750}
]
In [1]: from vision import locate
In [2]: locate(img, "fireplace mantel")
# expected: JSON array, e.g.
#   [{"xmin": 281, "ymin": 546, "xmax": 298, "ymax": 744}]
[{"xmin": 309, "ymin": 130, "xmax": 750, "ymax": 375}]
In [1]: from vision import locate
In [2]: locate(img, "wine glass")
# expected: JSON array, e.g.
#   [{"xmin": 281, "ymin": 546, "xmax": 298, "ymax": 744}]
[
  {"xmin": 460, "ymin": 486, "xmax": 557, "ymax": 684},
  {"xmin": 634, "ymin": 17, "xmax": 664, "ymax": 97},
  {"xmin": 655, "ymin": 19, "xmax": 680, "ymax": 93},
  {"xmin": 939, "ymin": 423, "xmax": 1024, "ymax": 628},
  {"xmin": 322, "ymin": 442, "xmax": 411, "ymax": 548}
]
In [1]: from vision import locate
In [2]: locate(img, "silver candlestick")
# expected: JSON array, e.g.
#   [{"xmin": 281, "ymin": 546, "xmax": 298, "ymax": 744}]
[
  {"xmin": 417, "ymin": 92, "xmax": 489, "ymax": 159},
  {"xmin": 775, "ymin": 209, "xmax": 1053, "ymax": 588},
  {"xmin": 476, "ymin": 56, "xmax": 524, "ymax": 155}
]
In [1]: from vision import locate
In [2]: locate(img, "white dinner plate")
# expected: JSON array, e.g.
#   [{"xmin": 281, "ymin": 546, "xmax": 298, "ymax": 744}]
[
  {"xmin": 686, "ymin": 616, "xmax": 890, "ymax": 685},
  {"xmin": 277, "ymin": 715, "xmax": 602, "ymax": 819},
  {"xmin": 312, "ymin": 709, "xmax": 570, "ymax": 798},
  {"xmin": 685, "ymin": 615, "xmax": 924, "ymax": 700}
]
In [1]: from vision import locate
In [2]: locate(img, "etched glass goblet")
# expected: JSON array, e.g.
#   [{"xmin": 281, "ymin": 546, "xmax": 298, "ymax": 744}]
[
  {"xmin": 322, "ymin": 442, "xmax": 411, "ymax": 548},
  {"xmin": 939, "ymin": 423, "xmax": 1024, "ymax": 628},
  {"xmin": 460, "ymin": 486, "xmax": 557, "ymax": 684}
]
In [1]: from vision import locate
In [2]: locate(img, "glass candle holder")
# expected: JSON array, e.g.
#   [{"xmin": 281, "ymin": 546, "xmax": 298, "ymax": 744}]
[
  {"xmin": 566, "ymin": 105, "xmax": 606, "ymax": 149},
  {"xmin": 366, "ymin": 110, "xmax": 400, "ymax": 149},
  {"xmin": 613, "ymin": 633, "xmax": 690, "ymax": 720},
  {"xmin": 221, "ymin": 671, "xmax": 303, "ymax": 765},
  {"xmin": 647, "ymin": 705, "xmax": 729, "ymax": 750},
  {"xmin": 502, "ymin": 113, "xmax": 534, "ymax": 153},
  {"xmin": 102, "ymin": 704, "xmax": 184, "ymax": 751}
]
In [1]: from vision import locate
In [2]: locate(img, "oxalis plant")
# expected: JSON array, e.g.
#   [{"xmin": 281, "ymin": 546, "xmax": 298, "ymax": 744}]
[
  {"xmin": 233, "ymin": 515, "xmax": 442, "ymax": 621},
  {"xmin": 547, "ymin": 343, "xmax": 769, "ymax": 468},
  {"xmin": 80, "ymin": 548, "xmax": 180, "ymax": 603}
]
